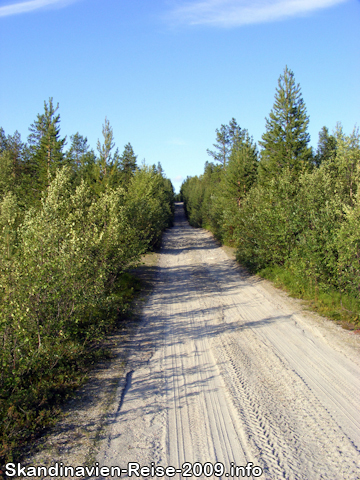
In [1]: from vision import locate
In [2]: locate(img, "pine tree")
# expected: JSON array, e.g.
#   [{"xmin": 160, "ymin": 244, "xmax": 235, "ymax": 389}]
[
  {"xmin": 67, "ymin": 133, "xmax": 90, "ymax": 170},
  {"xmin": 28, "ymin": 98, "xmax": 66, "ymax": 190},
  {"xmin": 259, "ymin": 66, "xmax": 312, "ymax": 183},
  {"xmin": 228, "ymin": 118, "xmax": 244, "ymax": 146},
  {"xmin": 207, "ymin": 123, "xmax": 231, "ymax": 169},
  {"xmin": 207, "ymin": 118, "xmax": 250, "ymax": 170},
  {"xmin": 94, "ymin": 117, "xmax": 122, "ymax": 192},
  {"xmin": 96, "ymin": 117, "xmax": 117, "ymax": 179}
]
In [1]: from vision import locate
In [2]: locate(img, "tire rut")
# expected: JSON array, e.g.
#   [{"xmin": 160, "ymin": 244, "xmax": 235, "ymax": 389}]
[{"xmin": 95, "ymin": 203, "xmax": 360, "ymax": 480}]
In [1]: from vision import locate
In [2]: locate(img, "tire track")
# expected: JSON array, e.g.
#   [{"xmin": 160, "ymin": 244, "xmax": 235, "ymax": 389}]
[{"xmin": 96, "ymin": 203, "xmax": 360, "ymax": 480}]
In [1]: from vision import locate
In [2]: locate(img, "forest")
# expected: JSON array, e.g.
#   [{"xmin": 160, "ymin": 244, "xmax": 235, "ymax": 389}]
[
  {"xmin": 0, "ymin": 100, "xmax": 174, "ymax": 462},
  {"xmin": 181, "ymin": 66, "xmax": 360, "ymax": 330}
]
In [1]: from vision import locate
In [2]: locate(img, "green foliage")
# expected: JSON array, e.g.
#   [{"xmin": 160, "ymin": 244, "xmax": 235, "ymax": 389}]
[
  {"xmin": 287, "ymin": 167, "xmax": 343, "ymax": 290},
  {"xmin": 314, "ymin": 126, "xmax": 337, "ymax": 167},
  {"xmin": 327, "ymin": 124, "xmax": 360, "ymax": 207},
  {"xmin": 338, "ymin": 194, "xmax": 360, "ymax": 297},
  {"xmin": 0, "ymin": 130, "xmax": 33, "ymax": 207},
  {"xmin": 223, "ymin": 133, "xmax": 258, "ymax": 205},
  {"xmin": 96, "ymin": 117, "xmax": 117, "ymax": 177},
  {"xmin": 259, "ymin": 265, "xmax": 360, "ymax": 327},
  {"xmin": 206, "ymin": 123, "xmax": 231, "ymax": 169},
  {"xmin": 234, "ymin": 168, "xmax": 300, "ymax": 270},
  {"xmin": 28, "ymin": 98, "xmax": 66, "ymax": 192},
  {"xmin": 259, "ymin": 66, "xmax": 313, "ymax": 183},
  {"xmin": 0, "ymin": 101, "xmax": 174, "ymax": 463},
  {"xmin": 181, "ymin": 65, "xmax": 359, "ymax": 330},
  {"xmin": 120, "ymin": 142, "xmax": 138, "ymax": 186},
  {"xmin": 65, "ymin": 132, "xmax": 97, "ymax": 185},
  {"xmin": 206, "ymin": 118, "xmax": 249, "ymax": 170},
  {"xmin": 181, "ymin": 175, "xmax": 204, "ymax": 227},
  {"xmin": 182, "ymin": 126, "xmax": 258, "ymax": 245},
  {"xmin": 93, "ymin": 117, "xmax": 122, "ymax": 193},
  {"xmin": 0, "ymin": 150, "xmax": 15, "ymax": 197},
  {"xmin": 127, "ymin": 165, "xmax": 174, "ymax": 248}
]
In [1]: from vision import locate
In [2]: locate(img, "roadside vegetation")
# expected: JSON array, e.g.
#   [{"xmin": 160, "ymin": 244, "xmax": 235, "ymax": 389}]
[
  {"xmin": 181, "ymin": 66, "xmax": 360, "ymax": 329},
  {"xmin": 0, "ymin": 101, "xmax": 174, "ymax": 464}
]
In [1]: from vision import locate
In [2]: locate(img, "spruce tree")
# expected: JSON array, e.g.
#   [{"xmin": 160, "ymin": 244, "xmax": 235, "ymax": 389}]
[
  {"xmin": 120, "ymin": 142, "xmax": 137, "ymax": 184},
  {"xmin": 0, "ymin": 128, "xmax": 7, "ymax": 153},
  {"xmin": 259, "ymin": 66, "xmax": 312, "ymax": 183},
  {"xmin": 0, "ymin": 131, "xmax": 26, "ymax": 198},
  {"xmin": 66, "ymin": 132, "xmax": 96, "ymax": 183},
  {"xmin": 315, "ymin": 126, "xmax": 337, "ymax": 167}
]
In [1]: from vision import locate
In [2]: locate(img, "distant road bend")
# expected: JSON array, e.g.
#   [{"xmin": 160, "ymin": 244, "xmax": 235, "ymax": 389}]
[{"xmin": 97, "ymin": 202, "xmax": 360, "ymax": 479}]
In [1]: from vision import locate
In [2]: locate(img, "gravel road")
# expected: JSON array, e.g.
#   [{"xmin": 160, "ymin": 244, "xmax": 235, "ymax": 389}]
[{"xmin": 97, "ymin": 203, "xmax": 360, "ymax": 479}]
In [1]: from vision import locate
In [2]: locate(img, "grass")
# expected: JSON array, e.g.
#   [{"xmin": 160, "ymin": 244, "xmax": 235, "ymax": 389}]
[
  {"xmin": 258, "ymin": 265, "xmax": 360, "ymax": 330},
  {"xmin": 193, "ymin": 219, "xmax": 359, "ymax": 331}
]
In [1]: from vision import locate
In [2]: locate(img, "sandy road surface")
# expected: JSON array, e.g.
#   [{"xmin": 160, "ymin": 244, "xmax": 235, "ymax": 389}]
[{"xmin": 97, "ymin": 203, "xmax": 360, "ymax": 479}]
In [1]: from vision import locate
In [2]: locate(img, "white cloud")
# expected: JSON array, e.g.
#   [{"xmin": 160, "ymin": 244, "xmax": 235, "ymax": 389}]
[
  {"xmin": 0, "ymin": 0, "xmax": 78, "ymax": 17},
  {"xmin": 166, "ymin": 0, "xmax": 348, "ymax": 27},
  {"xmin": 172, "ymin": 175, "xmax": 184, "ymax": 183}
]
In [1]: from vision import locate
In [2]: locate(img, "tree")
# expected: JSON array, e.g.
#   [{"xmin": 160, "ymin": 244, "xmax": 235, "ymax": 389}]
[
  {"xmin": 315, "ymin": 126, "xmax": 337, "ymax": 167},
  {"xmin": 0, "ymin": 127, "xmax": 7, "ymax": 153},
  {"xmin": 66, "ymin": 132, "xmax": 96, "ymax": 185},
  {"xmin": 207, "ymin": 123, "xmax": 231, "ymax": 169},
  {"xmin": 225, "ymin": 131, "xmax": 258, "ymax": 206},
  {"xmin": 0, "ymin": 131, "xmax": 25, "ymax": 196},
  {"xmin": 259, "ymin": 66, "xmax": 313, "ymax": 183},
  {"xmin": 331, "ymin": 124, "xmax": 360, "ymax": 207},
  {"xmin": 95, "ymin": 117, "xmax": 121, "ymax": 191},
  {"xmin": 228, "ymin": 117, "xmax": 244, "ymax": 146},
  {"xmin": 207, "ymin": 118, "xmax": 250, "ymax": 170},
  {"xmin": 67, "ymin": 133, "xmax": 90, "ymax": 169},
  {"xmin": 28, "ymin": 98, "xmax": 66, "ymax": 189},
  {"xmin": 96, "ymin": 117, "xmax": 120, "ymax": 177},
  {"xmin": 155, "ymin": 161, "xmax": 163, "ymax": 175},
  {"xmin": 0, "ymin": 130, "xmax": 36, "ymax": 206},
  {"xmin": 120, "ymin": 142, "xmax": 137, "ymax": 184}
]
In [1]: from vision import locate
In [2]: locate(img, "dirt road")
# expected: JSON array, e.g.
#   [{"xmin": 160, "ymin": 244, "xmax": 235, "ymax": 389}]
[{"xmin": 97, "ymin": 203, "xmax": 360, "ymax": 479}]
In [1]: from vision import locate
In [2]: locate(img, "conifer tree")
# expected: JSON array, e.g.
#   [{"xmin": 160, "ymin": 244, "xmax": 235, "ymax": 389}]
[
  {"xmin": 315, "ymin": 126, "xmax": 337, "ymax": 167},
  {"xmin": 95, "ymin": 117, "xmax": 121, "ymax": 192},
  {"xmin": 0, "ymin": 131, "xmax": 25, "ymax": 194},
  {"xmin": 0, "ymin": 128, "xmax": 6, "ymax": 153},
  {"xmin": 66, "ymin": 132, "xmax": 96, "ymax": 184},
  {"xmin": 225, "ymin": 131, "xmax": 258, "ymax": 206},
  {"xmin": 96, "ymin": 117, "xmax": 118, "ymax": 178},
  {"xmin": 259, "ymin": 66, "xmax": 312, "ymax": 183},
  {"xmin": 207, "ymin": 118, "xmax": 250, "ymax": 170},
  {"xmin": 207, "ymin": 124, "xmax": 231, "ymax": 169},
  {"xmin": 28, "ymin": 98, "xmax": 66, "ymax": 190},
  {"xmin": 67, "ymin": 133, "xmax": 90, "ymax": 169},
  {"xmin": 120, "ymin": 142, "xmax": 137, "ymax": 184}
]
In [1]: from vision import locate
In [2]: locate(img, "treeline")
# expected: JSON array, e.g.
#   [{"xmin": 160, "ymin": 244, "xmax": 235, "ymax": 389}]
[
  {"xmin": 181, "ymin": 66, "xmax": 359, "ymax": 325},
  {"xmin": 0, "ymin": 99, "xmax": 174, "ymax": 462}
]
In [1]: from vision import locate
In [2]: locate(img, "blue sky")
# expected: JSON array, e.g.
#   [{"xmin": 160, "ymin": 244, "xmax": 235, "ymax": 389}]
[{"xmin": 0, "ymin": 0, "xmax": 359, "ymax": 192}]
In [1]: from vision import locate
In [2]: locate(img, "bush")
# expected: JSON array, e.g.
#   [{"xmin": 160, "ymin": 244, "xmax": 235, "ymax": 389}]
[{"xmin": 0, "ymin": 165, "xmax": 174, "ymax": 463}]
